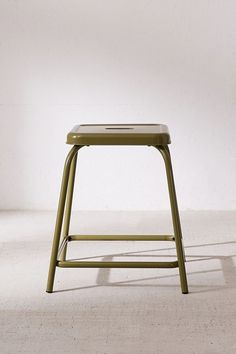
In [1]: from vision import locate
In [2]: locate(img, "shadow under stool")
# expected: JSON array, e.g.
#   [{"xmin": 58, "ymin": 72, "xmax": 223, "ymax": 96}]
[{"xmin": 46, "ymin": 124, "xmax": 188, "ymax": 294}]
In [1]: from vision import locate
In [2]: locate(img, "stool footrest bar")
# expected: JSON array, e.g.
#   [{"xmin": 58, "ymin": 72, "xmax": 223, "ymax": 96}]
[
  {"xmin": 68, "ymin": 234, "xmax": 175, "ymax": 241},
  {"xmin": 57, "ymin": 260, "xmax": 179, "ymax": 268}
]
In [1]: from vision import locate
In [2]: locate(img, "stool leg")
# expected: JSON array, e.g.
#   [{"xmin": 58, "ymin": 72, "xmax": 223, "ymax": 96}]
[
  {"xmin": 46, "ymin": 145, "xmax": 81, "ymax": 293},
  {"xmin": 156, "ymin": 145, "xmax": 188, "ymax": 294},
  {"xmin": 59, "ymin": 152, "xmax": 78, "ymax": 261}
]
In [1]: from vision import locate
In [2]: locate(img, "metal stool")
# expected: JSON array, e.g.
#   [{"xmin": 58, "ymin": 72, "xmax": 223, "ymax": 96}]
[{"xmin": 46, "ymin": 124, "xmax": 188, "ymax": 294}]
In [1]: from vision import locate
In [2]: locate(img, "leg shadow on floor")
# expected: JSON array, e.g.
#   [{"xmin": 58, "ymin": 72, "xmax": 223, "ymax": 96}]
[{"xmin": 54, "ymin": 240, "xmax": 236, "ymax": 294}]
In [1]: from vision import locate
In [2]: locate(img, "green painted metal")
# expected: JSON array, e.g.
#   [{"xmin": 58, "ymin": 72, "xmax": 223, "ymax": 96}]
[
  {"xmin": 67, "ymin": 124, "xmax": 171, "ymax": 146},
  {"xmin": 59, "ymin": 152, "xmax": 78, "ymax": 261},
  {"xmin": 156, "ymin": 145, "xmax": 188, "ymax": 294},
  {"xmin": 68, "ymin": 234, "xmax": 175, "ymax": 241},
  {"xmin": 57, "ymin": 236, "xmax": 69, "ymax": 259},
  {"xmin": 46, "ymin": 124, "xmax": 189, "ymax": 294},
  {"xmin": 46, "ymin": 145, "xmax": 82, "ymax": 293},
  {"xmin": 57, "ymin": 260, "xmax": 179, "ymax": 268}
]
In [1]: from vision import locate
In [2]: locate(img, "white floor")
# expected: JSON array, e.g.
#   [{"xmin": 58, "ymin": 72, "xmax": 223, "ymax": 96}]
[{"xmin": 1, "ymin": 211, "xmax": 236, "ymax": 354}]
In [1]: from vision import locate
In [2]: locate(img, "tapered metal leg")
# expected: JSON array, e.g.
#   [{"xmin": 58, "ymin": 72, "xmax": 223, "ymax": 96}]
[
  {"xmin": 156, "ymin": 145, "xmax": 188, "ymax": 294},
  {"xmin": 59, "ymin": 152, "xmax": 78, "ymax": 261},
  {"xmin": 46, "ymin": 146, "xmax": 81, "ymax": 293}
]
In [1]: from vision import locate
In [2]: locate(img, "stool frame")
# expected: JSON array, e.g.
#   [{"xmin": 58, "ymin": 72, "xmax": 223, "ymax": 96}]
[{"xmin": 46, "ymin": 144, "xmax": 188, "ymax": 294}]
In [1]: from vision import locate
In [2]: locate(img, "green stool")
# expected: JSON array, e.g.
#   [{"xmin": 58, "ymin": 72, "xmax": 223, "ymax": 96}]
[{"xmin": 46, "ymin": 124, "xmax": 188, "ymax": 294}]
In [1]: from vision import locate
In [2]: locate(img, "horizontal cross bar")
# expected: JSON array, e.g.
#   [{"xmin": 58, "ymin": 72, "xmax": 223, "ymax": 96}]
[
  {"xmin": 68, "ymin": 234, "xmax": 175, "ymax": 241},
  {"xmin": 57, "ymin": 260, "xmax": 178, "ymax": 268}
]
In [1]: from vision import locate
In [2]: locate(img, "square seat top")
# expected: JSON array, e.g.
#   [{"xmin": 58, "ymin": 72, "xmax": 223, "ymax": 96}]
[{"xmin": 67, "ymin": 124, "xmax": 171, "ymax": 146}]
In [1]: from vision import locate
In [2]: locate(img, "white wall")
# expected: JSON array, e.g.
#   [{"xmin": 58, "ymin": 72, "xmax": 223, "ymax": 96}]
[{"xmin": 0, "ymin": 0, "xmax": 236, "ymax": 210}]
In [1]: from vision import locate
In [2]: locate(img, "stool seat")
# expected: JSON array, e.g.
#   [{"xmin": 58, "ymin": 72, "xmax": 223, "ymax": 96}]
[{"xmin": 67, "ymin": 124, "xmax": 171, "ymax": 146}]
